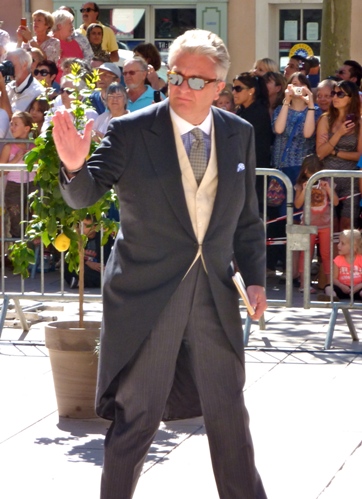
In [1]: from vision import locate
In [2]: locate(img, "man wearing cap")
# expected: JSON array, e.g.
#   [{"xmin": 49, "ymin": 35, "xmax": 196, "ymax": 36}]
[
  {"xmin": 89, "ymin": 62, "xmax": 121, "ymax": 114},
  {"xmin": 78, "ymin": 2, "xmax": 119, "ymax": 63},
  {"xmin": 124, "ymin": 56, "xmax": 163, "ymax": 112}
]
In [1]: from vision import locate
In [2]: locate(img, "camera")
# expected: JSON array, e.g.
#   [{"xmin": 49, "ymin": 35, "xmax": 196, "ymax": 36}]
[
  {"xmin": 293, "ymin": 86, "xmax": 303, "ymax": 95},
  {"xmin": 0, "ymin": 60, "xmax": 15, "ymax": 80}
]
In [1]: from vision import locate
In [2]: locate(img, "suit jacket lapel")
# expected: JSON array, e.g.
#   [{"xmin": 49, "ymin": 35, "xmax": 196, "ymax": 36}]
[
  {"xmin": 206, "ymin": 109, "xmax": 241, "ymax": 236},
  {"xmin": 142, "ymin": 101, "xmax": 196, "ymax": 239}
]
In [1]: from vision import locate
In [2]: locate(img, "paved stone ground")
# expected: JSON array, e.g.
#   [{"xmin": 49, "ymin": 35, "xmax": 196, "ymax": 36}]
[{"xmin": 0, "ymin": 271, "xmax": 361, "ymax": 498}]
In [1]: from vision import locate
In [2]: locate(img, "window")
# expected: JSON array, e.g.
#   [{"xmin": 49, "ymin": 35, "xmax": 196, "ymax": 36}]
[
  {"xmin": 279, "ymin": 8, "xmax": 322, "ymax": 70},
  {"xmin": 155, "ymin": 8, "xmax": 196, "ymax": 62},
  {"xmin": 98, "ymin": 7, "xmax": 196, "ymax": 57}
]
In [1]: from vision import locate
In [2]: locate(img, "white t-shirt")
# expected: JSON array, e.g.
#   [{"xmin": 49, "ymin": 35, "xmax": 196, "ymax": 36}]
[{"xmin": 6, "ymin": 74, "xmax": 44, "ymax": 113}]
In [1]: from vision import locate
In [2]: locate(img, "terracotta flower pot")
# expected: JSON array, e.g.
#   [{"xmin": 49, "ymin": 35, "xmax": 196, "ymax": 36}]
[{"xmin": 45, "ymin": 320, "xmax": 100, "ymax": 419}]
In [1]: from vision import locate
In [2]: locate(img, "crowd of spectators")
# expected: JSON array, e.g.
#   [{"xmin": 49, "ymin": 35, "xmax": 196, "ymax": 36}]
[{"xmin": 1, "ymin": 12, "xmax": 362, "ymax": 293}]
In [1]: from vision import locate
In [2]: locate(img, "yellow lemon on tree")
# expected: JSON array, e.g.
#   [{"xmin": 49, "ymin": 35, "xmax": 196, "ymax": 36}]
[{"xmin": 53, "ymin": 233, "xmax": 70, "ymax": 252}]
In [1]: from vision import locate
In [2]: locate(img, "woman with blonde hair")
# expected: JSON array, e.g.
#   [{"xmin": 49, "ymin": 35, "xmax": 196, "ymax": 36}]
[
  {"xmin": 17, "ymin": 10, "xmax": 60, "ymax": 62},
  {"xmin": 252, "ymin": 57, "xmax": 279, "ymax": 76}
]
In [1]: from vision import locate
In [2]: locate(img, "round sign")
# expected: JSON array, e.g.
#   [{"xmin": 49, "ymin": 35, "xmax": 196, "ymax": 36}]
[{"xmin": 289, "ymin": 43, "xmax": 314, "ymax": 59}]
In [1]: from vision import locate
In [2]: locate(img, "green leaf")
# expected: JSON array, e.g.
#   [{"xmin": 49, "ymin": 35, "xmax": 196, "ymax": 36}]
[
  {"xmin": 63, "ymin": 226, "xmax": 79, "ymax": 241},
  {"xmin": 41, "ymin": 232, "xmax": 51, "ymax": 247}
]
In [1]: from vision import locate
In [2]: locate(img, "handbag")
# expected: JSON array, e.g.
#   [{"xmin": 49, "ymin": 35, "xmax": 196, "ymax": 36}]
[{"xmin": 267, "ymin": 177, "xmax": 286, "ymax": 207}]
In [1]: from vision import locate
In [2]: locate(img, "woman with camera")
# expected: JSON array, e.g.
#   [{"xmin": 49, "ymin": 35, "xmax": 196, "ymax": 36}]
[
  {"xmin": 269, "ymin": 72, "xmax": 322, "ymax": 277},
  {"xmin": 273, "ymin": 72, "xmax": 321, "ymax": 187},
  {"xmin": 316, "ymin": 80, "xmax": 362, "ymax": 231}
]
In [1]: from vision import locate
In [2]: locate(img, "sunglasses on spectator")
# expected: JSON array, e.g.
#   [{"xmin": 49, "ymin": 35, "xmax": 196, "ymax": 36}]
[
  {"xmin": 167, "ymin": 71, "xmax": 218, "ymax": 90},
  {"xmin": 80, "ymin": 8, "xmax": 96, "ymax": 13},
  {"xmin": 331, "ymin": 90, "xmax": 349, "ymax": 98},
  {"xmin": 34, "ymin": 69, "xmax": 51, "ymax": 77},
  {"xmin": 232, "ymin": 85, "xmax": 248, "ymax": 93},
  {"xmin": 123, "ymin": 70, "xmax": 144, "ymax": 77}
]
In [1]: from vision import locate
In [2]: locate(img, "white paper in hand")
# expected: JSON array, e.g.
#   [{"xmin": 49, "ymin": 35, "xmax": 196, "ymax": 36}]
[{"xmin": 232, "ymin": 271, "xmax": 255, "ymax": 316}]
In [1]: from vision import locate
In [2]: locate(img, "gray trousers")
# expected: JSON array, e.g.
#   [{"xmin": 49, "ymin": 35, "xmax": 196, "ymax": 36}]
[{"xmin": 100, "ymin": 261, "xmax": 267, "ymax": 499}]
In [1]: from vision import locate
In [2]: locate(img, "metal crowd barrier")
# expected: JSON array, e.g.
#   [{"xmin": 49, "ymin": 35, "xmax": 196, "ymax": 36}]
[
  {"xmin": 0, "ymin": 155, "xmax": 361, "ymax": 349},
  {"xmin": 296, "ymin": 170, "xmax": 362, "ymax": 348},
  {"xmin": 0, "ymin": 158, "xmax": 104, "ymax": 338},
  {"xmin": 251, "ymin": 168, "xmax": 362, "ymax": 349}
]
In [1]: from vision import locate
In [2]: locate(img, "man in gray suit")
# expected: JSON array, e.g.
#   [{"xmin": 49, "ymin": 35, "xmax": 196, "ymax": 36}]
[{"xmin": 53, "ymin": 29, "xmax": 268, "ymax": 499}]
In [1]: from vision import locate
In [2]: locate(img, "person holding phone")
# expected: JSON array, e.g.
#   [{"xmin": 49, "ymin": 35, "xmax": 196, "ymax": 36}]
[
  {"xmin": 16, "ymin": 10, "xmax": 60, "ymax": 63},
  {"xmin": 316, "ymin": 80, "xmax": 362, "ymax": 231}
]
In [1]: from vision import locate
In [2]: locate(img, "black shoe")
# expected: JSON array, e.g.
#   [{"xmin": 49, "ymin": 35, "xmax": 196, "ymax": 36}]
[
  {"xmin": 293, "ymin": 277, "xmax": 300, "ymax": 288},
  {"xmin": 69, "ymin": 277, "xmax": 79, "ymax": 289}
]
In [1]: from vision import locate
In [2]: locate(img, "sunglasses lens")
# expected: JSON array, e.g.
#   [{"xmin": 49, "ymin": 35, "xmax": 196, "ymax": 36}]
[
  {"xmin": 188, "ymin": 77, "xmax": 205, "ymax": 90},
  {"xmin": 168, "ymin": 73, "xmax": 183, "ymax": 86},
  {"xmin": 332, "ymin": 91, "xmax": 347, "ymax": 98},
  {"xmin": 232, "ymin": 86, "xmax": 242, "ymax": 93}
]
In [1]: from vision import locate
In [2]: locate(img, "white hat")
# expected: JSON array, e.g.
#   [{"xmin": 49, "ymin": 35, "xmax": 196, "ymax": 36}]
[{"xmin": 98, "ymin": 62, "xmax": 121, "ymax": 79}]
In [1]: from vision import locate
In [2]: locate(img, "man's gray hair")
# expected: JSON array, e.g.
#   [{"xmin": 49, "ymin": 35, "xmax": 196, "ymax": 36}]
[
  {"xmin": 124, "ymin": 56, "xmax": 148, "ymax": 72},
  {"xmin": 53, "ymin": 9, "xmax": 74, "ymax": 27},
  {"xmin": 168, "ymin": 29, "xmax": 230, "ymax": 81},
  {"xmin": 7, "ymin": 48, "xmax": 32, "ymax": 71}
]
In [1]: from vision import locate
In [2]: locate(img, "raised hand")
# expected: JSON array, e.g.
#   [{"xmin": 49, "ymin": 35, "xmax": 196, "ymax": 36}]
[{"xmin": 52, "ymin": 110, "xmax": 94, "ymax": 172}]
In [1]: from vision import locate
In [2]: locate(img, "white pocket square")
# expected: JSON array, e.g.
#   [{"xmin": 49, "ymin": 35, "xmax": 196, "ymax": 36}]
[{"xmin": 237, "ymin": 163, "xmax": 245, "ymax": 172}]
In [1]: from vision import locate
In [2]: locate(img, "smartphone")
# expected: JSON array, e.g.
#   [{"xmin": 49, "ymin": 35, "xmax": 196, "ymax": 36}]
[
  {"xmin": 153, "ymin": 90, "xmax": 161, "ymax": 103},
  {"xmin": 346, "ymin": 113, "xmax": 355, "ymax": 122},
  {"xmin": 20, "ymin": 18, "xmax": 27, "ymax": 27}
]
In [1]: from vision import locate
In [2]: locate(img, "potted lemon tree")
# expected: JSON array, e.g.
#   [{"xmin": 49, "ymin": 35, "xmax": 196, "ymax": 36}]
[{"xmin": 10, "ymin": 65, "xmax": 118, "ymax": 418}]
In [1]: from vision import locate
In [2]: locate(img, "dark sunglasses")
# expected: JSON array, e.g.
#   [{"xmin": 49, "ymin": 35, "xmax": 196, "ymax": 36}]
[
  {"xmin": 167, "ymin": 71, "xmax": 218, "ymax": 90},
  {"xmin": 331, "ymin": 90, "xmax": 349, "ymax": 98},
  {"xmin": 232, "ymin": 85, "xmax": 248, "ymax": 93},
  {"xmin": 80, "ymin": 7, "xmax": 96, "ymax": 13},
  {"xmin": 34, "ymin": 69, "xmax": 51, "ymax": 77}
]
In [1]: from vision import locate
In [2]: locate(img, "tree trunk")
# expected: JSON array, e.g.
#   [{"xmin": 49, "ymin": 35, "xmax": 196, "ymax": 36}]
[{"xmin": 321, "ymin": 0, "xmax": 352, "ymax": 79}]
